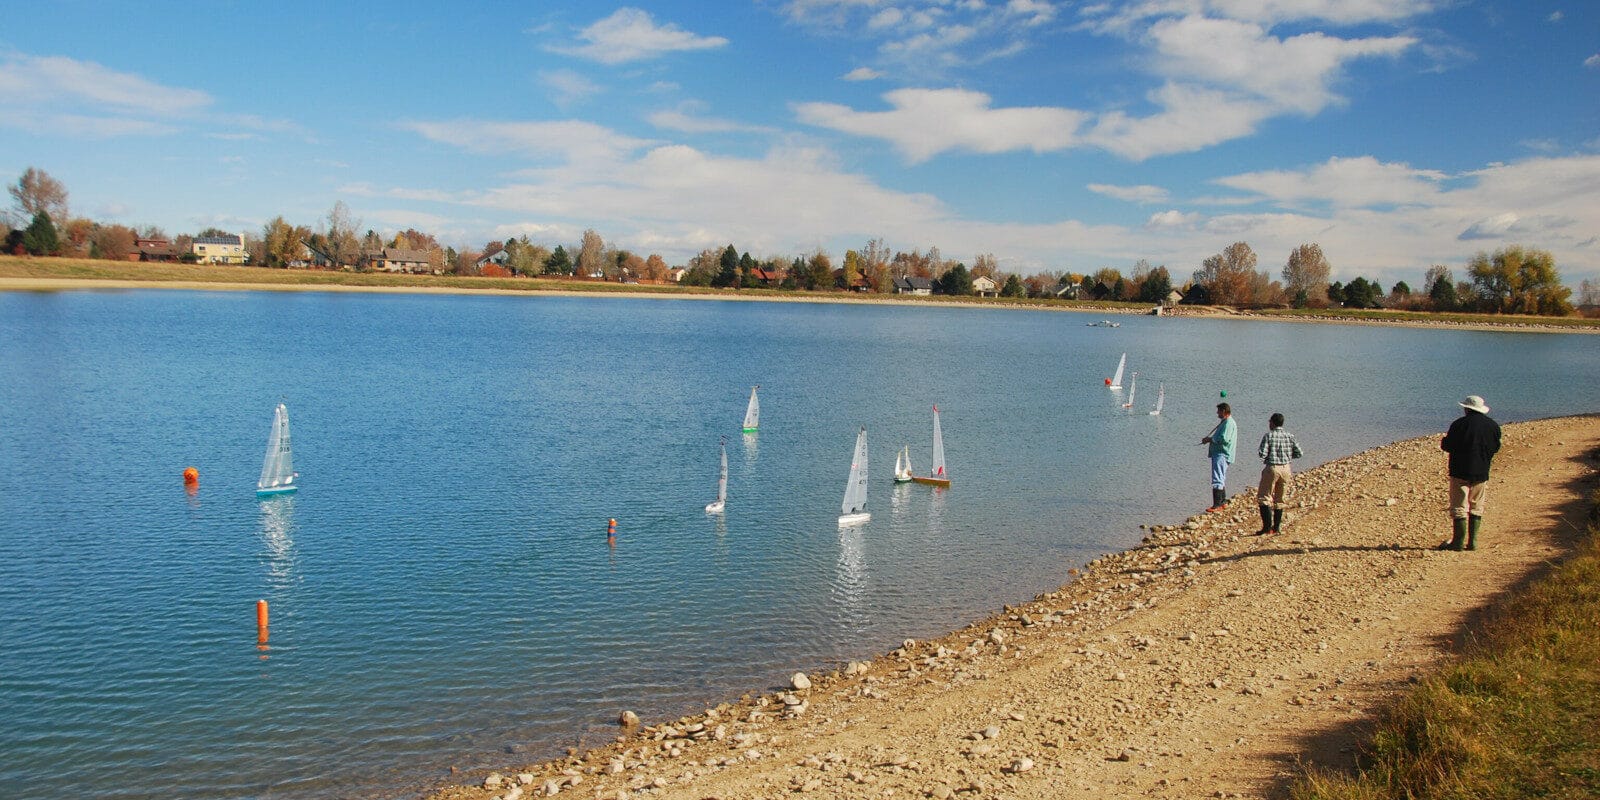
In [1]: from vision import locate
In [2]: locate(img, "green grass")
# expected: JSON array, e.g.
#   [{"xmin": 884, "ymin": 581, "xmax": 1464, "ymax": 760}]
[
  {"xmin": 1252, "ymin": 306, "xmax": 1600, "ymax": 329},
  {"xmin": 1291, "ymin": 490, "xmax": 1600, "ymax": 800}
]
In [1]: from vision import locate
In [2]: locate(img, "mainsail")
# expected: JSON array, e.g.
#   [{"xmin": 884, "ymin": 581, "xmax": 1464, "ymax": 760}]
[
  {"xmin": 1150, "ymin": 384, "xmax": 1165, "ymax": 416},
  {"xmin": 1109, "ymin": 353, "xmax": 1126, "ymax": 389},
  {"xmin": 929, "ymin": 404, "xmax": 946, "ymax": 478},
  {"xmin": 715, "ymin": 439, "xmax": 728, "ymax": 504},
  {"xmin": 840, "ymin": 427, "xmax": 869, "ymax": 517},
  {"xmin": 742, "ymin": 386, "xmax": 760, "ymax": 432},
  {"xmin": 257, "ymin": 403, "xmax": 296, "ymax": 494}
]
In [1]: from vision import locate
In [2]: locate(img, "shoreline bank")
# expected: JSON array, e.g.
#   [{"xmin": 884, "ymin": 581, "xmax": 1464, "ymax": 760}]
[
  {"xmin": 426, "ymin": 415, "xmax": 1600, "ymax": 800},
  {"xmin": 2, "ymin": 274, "xmax": 1595, "ymax": 334}
]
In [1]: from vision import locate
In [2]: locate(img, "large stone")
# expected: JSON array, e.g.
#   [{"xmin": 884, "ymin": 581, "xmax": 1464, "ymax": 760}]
[
  {"xmin": 791, "ymin": 672, "xmax": 812, "ymax": 690},
  {"xmin": 618, "ymin": 710, "xmax": 640, "ymax": 727}
]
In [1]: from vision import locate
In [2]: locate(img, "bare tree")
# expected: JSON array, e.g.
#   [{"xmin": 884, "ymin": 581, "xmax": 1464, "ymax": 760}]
[
  {"xmin": 1580, "ymin": 278, "xmax": 1600, "ymax": 308},
  {"xmin": 576, "ymin": 229, "xmax": 606, "ymax": 277},
  {"xmin": 324, "ymin": 201, "xmax": 361, "ymax": 269},
  {"xmin": 971, "ymin": 253, "xmax": 998, "ymax": 279},
  {"xmin": 1282, "ymin": 243, "xmax": 1331, "ymax": 306},
  {"xmin": 1196, "ymin": 241, "xmax": 1260, "ymax": 306},
  {"xmin": 8, "ymin": 167, "xmax": 69, "ymax": 226}
]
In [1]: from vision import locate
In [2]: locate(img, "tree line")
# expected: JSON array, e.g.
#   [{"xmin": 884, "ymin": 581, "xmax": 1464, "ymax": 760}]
[{"xmin": 5, "ymin": 166, "xmax": 1594, "ymax": 315}]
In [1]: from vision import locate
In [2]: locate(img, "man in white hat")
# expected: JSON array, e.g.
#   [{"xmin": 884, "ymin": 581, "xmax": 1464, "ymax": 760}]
[{"xmin": 1438, "ymin": 395, "xmax": 1501, "ymax": 551}]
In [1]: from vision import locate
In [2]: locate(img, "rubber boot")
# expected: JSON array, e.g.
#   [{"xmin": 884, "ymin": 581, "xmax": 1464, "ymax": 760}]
[
  {"xmin": 1272, "ymin": 507, "xmax": 1284, "ymax": 535},
  {"xmin": 1437, "ymin": 517, "xmax": 1467, "ymax": 551},
  {"xmin": 1208, "ymin": 488, "xmax": 1226, "ymax": 512},
  {"xmin": 1256, "ymin": 504, "xmax": 1273, "ymax": 535},
  {"xmin": 1466, "ymin": 514, "xmax": 1481, "ymax": 551}
]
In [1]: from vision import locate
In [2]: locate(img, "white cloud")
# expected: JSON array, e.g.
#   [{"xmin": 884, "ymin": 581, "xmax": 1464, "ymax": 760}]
[
  {"xmin": 1148, "ymin": 15, "xmax": 1414, "ymax": 114},
  {"xmin": 552, "ymin": 8, "xmax": 728, "ymax": 65},
  {"xmin": 1547, "ymin": 11, "xmax": 1564, "ymax": 22},
  {"xmin": 1586, "ymin": 54, "xmax": 1600, "ymax": 69},
  {"xmin": 1145, "ymin": 209, "xmax": 1201, "ymax": 229},
  {"xmin": 0, "ymin": 53, "xmax": 211, "ymax": 113},
  {"xmin": 540, "ymin": 69, "xmax": 601, "ymax": 107},
  {"xmin": 842, "ymin": 66, "xmax": 883, "ymax": 81},
  {"xmin": 647, "ymin": 102, "xmax": 775, "ymax": 134},
  {"xmin": 795, "ymin": 88, "xmax": 1087, "ymax": 162},
  {"xmin": 1212, "ymin": 156, "xmax": 1447, "ymax": 208},
  {"xmin": 0, "ymin": 110, "xmax": 178, "ymax": 138},
  {"xmin": 1084, "ymin": 82, "xmax": 1274, "ymax": 160},
  {"xmin": 1088, "ymin": 183, "xmax": 1171, "ymax": 203},
  {"xmin": 1005, "ymin": 0, "xmax": 1058, "ymax": 26},
  {"xmin": 401, "ymin": 119, "xmax": 656, "ymax": 164},
  {"xmin": 1083, "ymin": 0, "xmax": 1435, "ymax": 31}
]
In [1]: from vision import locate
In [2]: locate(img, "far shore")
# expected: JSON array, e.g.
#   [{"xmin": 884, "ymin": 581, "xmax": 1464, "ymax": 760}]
[{"xmin": 2, "ymin": 259, "xmax": 1596, "ymax": 334}]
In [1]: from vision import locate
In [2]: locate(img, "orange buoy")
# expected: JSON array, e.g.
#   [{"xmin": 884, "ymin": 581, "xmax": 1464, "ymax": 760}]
[
  {"xmin": 256, "ymin": 599, "xmax": 269, "ymax": 644},
  {"xmin": 183, "ymin": 467, "xmax": 199, "ymax": 485}
]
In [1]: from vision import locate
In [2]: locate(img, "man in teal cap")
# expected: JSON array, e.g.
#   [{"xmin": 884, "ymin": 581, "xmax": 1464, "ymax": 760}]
[{"xmin": 1201, "ymin": 402, "xmax": 1236, "ymax": 512}]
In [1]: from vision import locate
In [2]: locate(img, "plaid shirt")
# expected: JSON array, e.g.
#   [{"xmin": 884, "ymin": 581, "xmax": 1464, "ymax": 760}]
[{"xmin": 1258, "ymin": 428, "xmax": 1304, "ymax": 465}]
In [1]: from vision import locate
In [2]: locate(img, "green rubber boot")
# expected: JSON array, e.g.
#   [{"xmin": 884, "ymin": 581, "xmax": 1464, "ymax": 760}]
[
  {"xmin": 1272, "ymin": 507, "xmax": 1284, "ymax": 534},
  {"xmin": 1466, "ymin": 514, "xmax": 1481, "ymax": 551},
  {"xmin": 1256, "ymin": 504, "xmax": 1273, "ymax": 535},
  {"xmin": 1437, "ymin": 517, "xmax": 1467, "ymax": 551}
]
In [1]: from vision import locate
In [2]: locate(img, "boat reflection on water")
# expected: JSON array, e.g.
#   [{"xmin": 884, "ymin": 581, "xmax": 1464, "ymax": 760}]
[
  {"xmin": 258, "ymin": 495, "xmax": 300, "ymax": 596},
  {"xmin": 833, "ymin": 523, "xmax": 868, "ymax": 634},
  {"xmin": 742, "ymin": 431, "xmax": 758, "ymax": 464}
]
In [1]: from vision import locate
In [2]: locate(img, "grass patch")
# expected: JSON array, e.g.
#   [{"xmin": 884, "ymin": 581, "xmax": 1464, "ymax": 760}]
[
  {"xmin": 1252, "ymin": 306, "xmax": 1600, "ymax": 330},
  {"xmin": 1291, "ymin": 490, "xmax": 1600, "ymax": 800}
]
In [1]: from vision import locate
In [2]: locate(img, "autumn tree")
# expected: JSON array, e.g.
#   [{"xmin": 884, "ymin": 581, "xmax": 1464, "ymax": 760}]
[
  {"xmin": 643, "ymin": 253, "xmax": 669, "ymax": 282},
  {"xmin": 8, "ymin": 167, "xmax": 69, "ymax": 227},
  {"xmin": 807, "ymin": 250, "xmax": 833, "ymax": 290},
  {"xmin": 971, "ymin": 253, "xmax": 998, "ymax": 279},
  {"xmin": 1466, "ymin": 245, "xmax": 1572, "ymax": 315},
  {"xmin": 1282, "ymin": 244, "xmax": 1330, "ymax": 307},
  {"xmin": 1195, "ymin": 242, "xmax": 1259, "ymax": 306},
  {"xmin": 577, "ymin": 229, "xmax": 606, "ymax": 277},
  {"xmin": 262, "ymin": 216, "xmax": 311, "ymax": 268},
  {"xmin": 859, "ymin": 238, "xmax": 891, "ymax": 293},
  {"xmin": 323, "ymin": 201, "xmax": 361, "ymax": 269},
  {"xmin": 89, "ymin": 223, "xmax": 138, "ymax": 260}
]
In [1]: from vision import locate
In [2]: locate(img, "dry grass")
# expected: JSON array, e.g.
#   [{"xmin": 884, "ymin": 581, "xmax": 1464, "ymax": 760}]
[
  {"xmin": 1252, "ymin": 306, "xmax": 1600, "ymax": 330},
  {"xmin": 1291, "ymin": 489, "xmax": 1600, "ymax": 799}
]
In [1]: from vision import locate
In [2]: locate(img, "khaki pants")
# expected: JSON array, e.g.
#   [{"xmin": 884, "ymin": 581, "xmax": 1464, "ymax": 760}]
[
  {"xmin": 1258, "ymin": 464, "xmax": 1292, "ymax": 509},
  {"xmin": 1449, "ymin": 477, "xmax": 1487, "ymax": 518}
]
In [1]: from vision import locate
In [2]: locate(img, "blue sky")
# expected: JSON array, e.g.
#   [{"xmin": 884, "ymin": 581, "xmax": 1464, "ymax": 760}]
[{"xmin": 2, "ymin": 1, "xmax": 1597, "ymax": 287}]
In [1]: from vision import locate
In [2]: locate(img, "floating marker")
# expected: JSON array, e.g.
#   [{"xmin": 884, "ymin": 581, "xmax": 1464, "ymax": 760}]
[
  {"xmin": 607, "ymin": 518, "xmax": 617, "ymax": 542},
  {"xmin": 1220, "ymin": 390, "xmax": 1227, "ymax": 398},
  {"xmin": 256, "ymin": 599, "xmax": 269, "ymax": 645},
  {"xmin": 183, "ymin": 467, "xmax": 199, "ymax": 485}
]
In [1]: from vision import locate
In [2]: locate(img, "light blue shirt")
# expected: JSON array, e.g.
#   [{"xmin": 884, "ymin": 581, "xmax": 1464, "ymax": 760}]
[{"xmin": 1207, "ymin": 416, "xmax": 1236, "ymax": 463}]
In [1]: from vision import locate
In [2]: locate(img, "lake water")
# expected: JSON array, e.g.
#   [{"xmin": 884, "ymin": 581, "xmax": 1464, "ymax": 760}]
[{"xmin": 1, "ymin": 290, "xmax": 1595, "ymax": 799}]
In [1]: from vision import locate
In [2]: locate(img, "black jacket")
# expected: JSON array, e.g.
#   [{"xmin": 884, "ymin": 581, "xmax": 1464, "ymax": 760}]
[{"xmin": 1442, "ymin": 410, "xmax": 1501, "ymax": 482}]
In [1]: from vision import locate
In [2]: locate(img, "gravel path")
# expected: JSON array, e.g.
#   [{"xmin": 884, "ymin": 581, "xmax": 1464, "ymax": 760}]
[{"xmin": 437, "ymin": 416, "xmax": 1600, "ymax": 800}]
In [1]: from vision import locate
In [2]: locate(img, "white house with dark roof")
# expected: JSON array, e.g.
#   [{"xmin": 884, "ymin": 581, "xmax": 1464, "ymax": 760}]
[
  {"xmin": 192, "ymin": 233, "xmax": 245, "ymax": 264},
  {"xmin": 370, "ymin": 248, "xmax": 431, "ymax": 273}
]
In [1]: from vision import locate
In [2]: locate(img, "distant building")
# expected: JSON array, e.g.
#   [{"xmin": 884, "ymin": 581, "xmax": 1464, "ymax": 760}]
[
  {"xmin": 370, "ymin": 248, "xmax": 431, "ymax": 273},
  {"xmin": 972, "ymin": 275, "xmax": 999, "ymax": 297},
  {"xmin": 476, "ymin": 245, "xmax": 509, "ymax": 271},
  {"xmin": 750, "ymin": 267, "xmax": 785, "ymax": 287},
  {"xmin": 668, "ymin": 267, "xmax": 688, "ymax": 282},
  {"xmin": 893, "ymin": 275, "xmax": 934, "ymax": 295},
  {"xmin": 192, "ymin": 233, "xmax": 245, "ymax": 264},
  {"xmin": 134, "ymin": 237, "xmax": 177, "ymax": 262},
  {"xmin": 1050, "ymin": 282, "xmax": 1080, "ymax": 300}
]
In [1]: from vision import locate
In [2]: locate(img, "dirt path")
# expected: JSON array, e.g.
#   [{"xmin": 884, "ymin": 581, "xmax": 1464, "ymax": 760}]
[{"xmin": 439, "ymin": 416, "xmax": 1600, "ymax": 800}]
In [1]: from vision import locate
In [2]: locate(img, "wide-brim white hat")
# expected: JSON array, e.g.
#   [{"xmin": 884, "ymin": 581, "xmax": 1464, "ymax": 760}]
[{"xmin": 1459, "ymin": 395, "xmax": 1490, "ymax": 414}]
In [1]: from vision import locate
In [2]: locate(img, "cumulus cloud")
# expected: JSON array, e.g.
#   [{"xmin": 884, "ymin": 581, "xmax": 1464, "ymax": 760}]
[
  {"xmin": 842, "ymin": 66, "xmax": 883, "ymax": 81},
  {"xmin": 1145, "ymin": 209, "xmax": 1201, "ymax": 229},
  {"xmin": 401, "ymin": 119, "xmax": 656, "ymax": 164},
  {"xmin": 1586, "ymin": 54, "xmax": 1600, "ymax": 69},
  {"xmin": 1084, "ymin": 82, "xmax": 1274, "ymax": 160},
  {"xmin": 540, "ymin": 69, "xmax": 602, "ymax": 107},
  {"xmin": 552, "ymin": 8, "xmax": 728, "ymax": 65},
  {"xmin": 1089, "ymin": 183, "xmax": 1171, "ymax": 203},
  {"xmin": 1213, "ymin": 156, "xmax": 1447, "ymax": 208},
  {"xmin": 647, "ymin": 102, "xmax": 775, "ymax": 134},
  {"xmin": 795, "ymin": 88, "xmax": 1087, "ymax": 162}
]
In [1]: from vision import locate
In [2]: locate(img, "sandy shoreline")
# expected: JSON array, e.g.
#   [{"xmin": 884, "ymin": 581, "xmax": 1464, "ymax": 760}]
[
  {"xmin": 425, "ymin": 415, "xmax": 1599, "ymax": 800},
  {"xmin": 3, "ymin": 275, "xmax": 1595, "ymax": 334}
]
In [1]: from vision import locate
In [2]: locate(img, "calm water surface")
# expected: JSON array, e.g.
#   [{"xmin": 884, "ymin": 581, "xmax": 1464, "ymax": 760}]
[{"xmin": 0, "ymin": 290, "xmax": 1595, "ymax": 799}]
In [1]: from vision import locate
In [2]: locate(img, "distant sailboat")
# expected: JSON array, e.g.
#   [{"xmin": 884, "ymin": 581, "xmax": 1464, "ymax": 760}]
[
  {"xmin": 705, "ymin": 437, "xmax": 727, "ymax": 514},
  {"xmin": 911, "ymin": 404, "xmax": 951, "ymax": 487},
  {"xmin": 839, "ymin": 427, "xmax": 870, "ymax": 526},
  {"xmin": 1106, "ymin": 353, "xmax": 1126, "ymax": 388},
  {"xmin": 742, "ymin": 386, "xmax": 760, "ymax": 433},
  {"xmin": 893, "ymin": 445, "xmax": 913, "ymax": 483},
  {"xmin": 1149, "ymin": 383, "xmax": 1165, "ymax": 416},
  {"xmin": 256, "ymin": 403, "xmax": 298, "ymax": 496},
  {"xmin": 1121, "ymin": 372, "xmax": 1138, "ymax": 409}
]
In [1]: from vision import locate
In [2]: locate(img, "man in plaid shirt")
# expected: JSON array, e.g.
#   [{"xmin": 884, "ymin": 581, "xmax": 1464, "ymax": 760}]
[{"xmin": 1256, "ymin": 412, "xmax": 1304, "ymax": 534}]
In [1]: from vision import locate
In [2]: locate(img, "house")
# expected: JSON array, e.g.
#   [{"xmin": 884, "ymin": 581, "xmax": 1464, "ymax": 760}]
[
  {"xmin": 668, "ymin": 267, "xmax": 688, "ymax": 282},
  {"xmin": 849, "ymin": 272, "xmax": 874, "ymax": 292},
  {"xmin": 1088, "ymin": 280, "xmax": 1115, "ymax": 301},
  {"xmin": 749, "ymin": 267, "xmax": 785, "ymax": 287},
  {"xmin": 192, "ymin": 233, "xmax": 245, "ymax": 264},
  {"xmin": 302, "ymin": 239, "xmax": 342, "ymax": 269},
  {"xmin": 1165, "ymin": 289, "xmax": 1184, "ymax": 308},
  {"xmin": 476, "ymin": 244, "xmax": 509, "ymax": 271},
  {"xmin": 972, "ymin": 275, "xmax": 999, "ymax": 297},
  {"xmin": 893, "ymin": 275, "xmax": 934, "ymax": 295},
  {"xmin": 133, "ymin": 237, "xmax": 177, "ymax": 262},
  {"xmin": 1181, "ymin": 283, "xmax": 1211, "ymax": 305},
  {"xmin": 370, "ymin": 248, "xmax": 431, "ymax": 273},
  {"xmin": 1050, "ymin": 282, "xmax": 1080, "ymax": 300}
]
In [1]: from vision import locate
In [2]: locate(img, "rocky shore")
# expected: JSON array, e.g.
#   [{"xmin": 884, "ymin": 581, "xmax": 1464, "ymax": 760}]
[{"xmin": 428, "ymin": 416, "xmax": 1600, "ymax": 800}]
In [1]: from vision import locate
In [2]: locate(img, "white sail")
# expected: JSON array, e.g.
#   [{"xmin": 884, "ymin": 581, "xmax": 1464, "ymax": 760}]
[
  {"xmin": 929, "ymin": 404, "xmax": 946, "ymax": 478},
  {"xmin": 257, "ymin": 403, "xmax": 297, "ymax": 495},
  {"xmin": 893, "ymin": 445, "xmax": 913, "ymax": 483},
  {"xmin": 839, "ymin": 427, "xmax": 870, "ymax": 524},
  {"xmin": 1149, "ymin": 384, "xmax": 1165, "ymax": 416},
  {"xmin": 742, "ymin": 386, "xmax": 760, "ymax": 432},
  {"xmin": 1122, "ymin": 372, "xmax": 1138, "ymax": 408},
  {"xmin": 706, "ymin": 438, "xmax": 727, "ymax": 513},
  {"xmin": 1108, "ymin": 353, "xmax": 1126, "ymax": 389}
]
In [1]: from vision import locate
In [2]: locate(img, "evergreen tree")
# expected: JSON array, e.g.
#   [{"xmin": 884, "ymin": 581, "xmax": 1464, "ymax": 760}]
[
  {"xmin": 545, "ymin": 244, "xmax": 572, "ymax": 274},
  {"xmin": 938, "ymin": 263, "xmax": 974, "ymax": 295},
  {"xmin": 1001, "ymin": 273, "xmax": 1026, "ymax": 298},
  {"xmin": 22, "ymin": 211, "xmax": 58, "ymax": 256},
  {"xmin": 715, "ymin": 244, "xmax": 739, "ymax": 288}
]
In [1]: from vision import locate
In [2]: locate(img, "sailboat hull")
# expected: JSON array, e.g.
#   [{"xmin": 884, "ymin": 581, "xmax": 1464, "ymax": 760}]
[
  {"xmin": 256, "ymin": 485, "xmax": 297, "ymax": 496},
  {"xmin": 910, "ymin": 476, "xmax": 950, "ymax": 487},
  {"xmin": 838, "ymin": 512, "xmax": 871, "ymax": 526},
  {"xmin": 704, "ymin": 500, "xmax": 725, "ymax": 514}
]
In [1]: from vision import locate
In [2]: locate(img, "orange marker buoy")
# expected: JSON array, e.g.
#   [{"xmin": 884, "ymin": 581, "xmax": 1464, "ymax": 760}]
[
  {"xmin": 256, "ymin": 599, "xmax": 269, "ymax": 645},
  {"xmin": 183, "ymin": 467, "xmax": 199, "ymax": 485}
]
